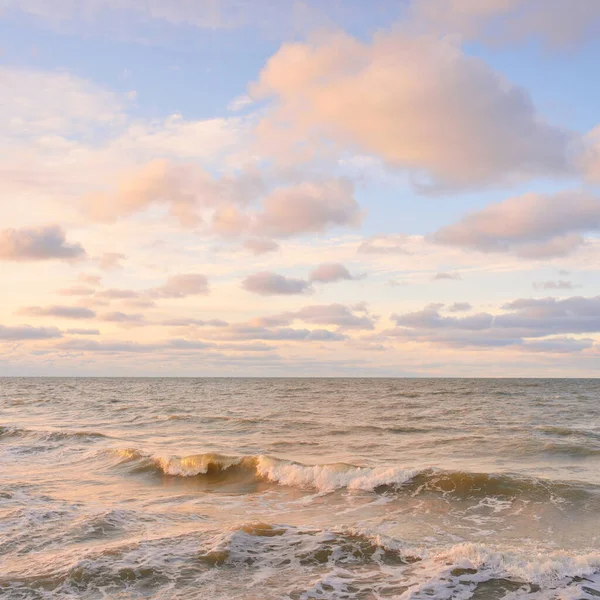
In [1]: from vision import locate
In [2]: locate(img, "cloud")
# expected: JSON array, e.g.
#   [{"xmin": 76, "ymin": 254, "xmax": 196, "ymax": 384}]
[
  {"xmin": 358, "ymin": 235, "xmax": 411, "ymax": 255},
  {"xmin": 54, "ymin": 337, "xmax": 278, "ymax": 355},
  {"xmin": 433, "ymin": 271, "xmax": 461, "ymax": 281},
  {"xmin": 0, "ymin": 66, "xmax": 123, "ymax": 135},
  {"xmin": 87, "ymin": 159, "xmax": 262, "ymax": 227},
  {"xmin": 150, "ymin": 274, "xmax": 209, "ymax": 298},
  {"xmin": 228, "ymin": 95, "xmax": 253, "ymax": 111},
  {"xmin": 411, "ymin": 0, "xmax": 600, "ymax": 48},
  {"xmin": 19, "ymin": 306, "xmax": 96, "ymax": 319},
  {"xmin": 221, "ymin": 325, "xmax": 346, "ymax": 342},
  {"xmin": 447, "ymin": 302, "xmax": 472, "ymax": 312},
  {"xmin": 242, "ymin": 271, "xmax": 311, "ymax": 296},
  {"xmin": 252, "ymin": 30, "xmax": 574, "ymax": 188},
  {"xmin": 242, "ymin": 238, "xmax": 280, "ymax": 255},
  {"xmin": 98, "ymin": 253, "xmax": 126, "ymax": 270},
  {"xmin": 168, "ymin": 339, "xmax": 276, "ymax": 352},
  {"xmin": 387, "ymin": 295, "xmax": 600, "ymax": 350},
  {"xmin": 279, "ymin": 304, "xmax": 376, "ymax": 330},
  {"xmin": 0, "ymin": 1, "xmax": 398, "ymax": 42},
  {"xmin": 58, "ymin": 286, "xmax": 95, "ymax": 296},
  {"xmin": 100, "ymin": 311, "xmax": 145, "ymax": 324},
  {"xmin": 87, "ymin": 160, "xmax": 359, "ymax": 240},
  {"xmin": 0, "ymin": 324, "xmax": 62, "ymax": 340},
  {"xmin": 584, "ymin": 125, "xmax": 600, "ymax": 182},
  {"xmin": 56, "ymin": 339, "xmax": 161, "ymax": 353},
  {"xmin": 0, "ymin": 225, "xmax": 85, "ymax": 261},
  {"xmin": 250, "ymin": 179, "xmax": 361, "ymax": 237},
  {"xmin": 533, "ymin": 280, "xmax": 577, "ymax": 290},
  {"xmin": 430, "ymin": 191, "xmax": 600, "ymax": 258},
  {"xmin": 392, "ymin": 307, "xmax": 492, "ymax": 331},
  {"xmin": 245, "ymin": 304, "xmax": 376, "ymax": 331},
  {"xmin": 309, "ymin": 262, "xmax": 358, "ymax": 283},
  {"xmin": 160, "ymin": 318, "xmax": 229, "ymax": 327},
  {"xmin": 97, "ymin": 288, "xmax": 141, "ymax": 299},
  {"xmin": 65, "ymin": 328, "xmax": 100, "ymax": 335},
  {"xmin": 121, "ymin": 299, "xmax": 156, "ymax": 309},
  {"xmin": 520, "ymin": 337, "xmax": 595, "ymax": 353},
  {"xmin": 77, "ymin": 274, "xmax": 102, "ymax": 285}
]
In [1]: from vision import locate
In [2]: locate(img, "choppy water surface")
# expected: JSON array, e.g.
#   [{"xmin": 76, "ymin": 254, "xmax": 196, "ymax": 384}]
[{"xmin": 1, "ymin": 378, "xmax": 600, "ymax": 599}]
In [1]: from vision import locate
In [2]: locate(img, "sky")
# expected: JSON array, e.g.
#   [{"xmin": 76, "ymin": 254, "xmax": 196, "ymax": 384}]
[{"xmin": 1, "ymin": 0, "xmax": 600, "ymax": 377}]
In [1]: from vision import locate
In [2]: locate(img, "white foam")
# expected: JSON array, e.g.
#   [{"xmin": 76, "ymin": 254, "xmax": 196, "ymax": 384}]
[{"xmin": 254, "ymin": 455, "xmax": 420, "ymax": 493}]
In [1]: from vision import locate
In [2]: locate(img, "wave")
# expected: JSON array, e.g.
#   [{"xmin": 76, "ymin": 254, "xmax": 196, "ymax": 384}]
[
  {"xmin": 537, "ymin": 425, "xmax": 600, "ymax": 440},
  {"xmin": 3, "ymin": 519, "xmax": 600, "ymax": 599},
  {"xmin": 108, "ymin": 449, "xmax": 600, "ymax": 503},
  {"xmin": 111, "ymin": 449, "xmax": 419, "ymax": 492},
  {"xmin": 0, "ymin": 425, "xmax": 110, "ymax": 443},
  {"xmin": 195, "ymin": 525, "xmax": 600, "ymax": 598}
]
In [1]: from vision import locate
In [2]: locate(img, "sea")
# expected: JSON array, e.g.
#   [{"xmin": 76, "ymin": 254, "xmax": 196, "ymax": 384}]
[{"xmin": 1, "ymin": 378, "xmax": 600, "ymax": 599}]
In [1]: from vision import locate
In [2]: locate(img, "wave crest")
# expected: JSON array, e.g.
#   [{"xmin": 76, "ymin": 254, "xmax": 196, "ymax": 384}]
[{"xmin": 107, "ymin": 449, "xmax": 599, "ymax": 503}]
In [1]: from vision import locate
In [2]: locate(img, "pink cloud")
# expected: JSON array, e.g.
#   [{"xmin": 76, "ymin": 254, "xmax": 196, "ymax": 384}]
[{"xmin": 252, "ymin": 30, "xmax": 574, "ymax": 188}]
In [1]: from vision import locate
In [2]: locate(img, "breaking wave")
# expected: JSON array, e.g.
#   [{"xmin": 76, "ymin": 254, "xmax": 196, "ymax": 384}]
[
  {"xmin": 4, "ymin": 523, "xmax": 600, "ymax": 599},
  {"xmin": 108, "ymin": 448, "xmax": 600, "ymax": 503}
]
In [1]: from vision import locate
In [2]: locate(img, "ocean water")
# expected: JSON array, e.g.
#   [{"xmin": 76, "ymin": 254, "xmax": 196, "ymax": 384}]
[{"xmin": 1, "ymin": 378, "xmax": 600, "ymax": 600}]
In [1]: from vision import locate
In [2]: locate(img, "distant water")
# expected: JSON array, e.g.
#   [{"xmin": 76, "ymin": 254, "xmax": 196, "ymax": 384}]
[{"xmin": 1, "ymin": 378, "xmax": 600, "ymax": 599}]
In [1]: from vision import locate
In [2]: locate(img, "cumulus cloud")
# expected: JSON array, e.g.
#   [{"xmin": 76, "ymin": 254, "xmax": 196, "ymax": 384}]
[
  {"xmin": 246, "ymin": 304, "xmax": 375, "ymax": 331},
  {"xmin": 280, "ymin": 304, "xmax": 376, "ymax": 330},
  {"xmin": 584, "ymin": 126, "xmax": 600, "ymax": 182},
  {"xmin": 87, "ymin": 159, "xmax": 262, "ymax": 227},
  {"xmin": 160, "ymin": 318, "xmax": 229, "ymax": 327},
  {"xmin": 100, "ymin": 311, "xmax": 145, "ymax": 324},
  {"xmin": 242, "ymin": 272, "xmax": 311, "ymax": 296},
  {"xmin": 98, "ymin": 252, "xmax": 125, "ymax": 270},
  {"xmin": 242, "ymin": 263, "xmax": 358, "ymax": 296},
  {"xmin": 220, "ymin": 325, "xmax": 346, "ymax": 342},
  {"xmin": 19, "ymin": 305, "xmax": 96, "ymax": 319},
  {"xmin": 430, "ymin": 191, "xmax": 600, "ymax": 258},
  {"xmin": 55, "ymin": 336, "xmax": 277, "ymax": 355},
  {"xmin": 65, "ymin": 328, "xmax": 100, "ymax": 335},
  {"xmin": 309, "ymin": 263, "xmax": 358, "ymax": 283},
  {"xmin": 250, "ymin": 179, "xmax": 361, "ymax": 237},
  {"xmin": 533, "ymin": 280, "xmax": 577, "ymax": 290},
  {"xmin": 87, "ymin": 159, "xmax": 360, "ymax": 240},
  {"xmin": 0, "ymin": 225, "xmax": 85, "ymax": 261},
  {"xmin": 58, "ymin": 286, "xmax": 95, "ymax": 296},
  {"xmin": 97, "ymin": 288, "xmax": 141, "ymax": 299},
  {"xmin": 56, "ymin": 339, "xmax": 161, "ymax": 353},
  {"xmin": 252, "ymin": 30, "xmax": 574, "ymax": 188},
  {"xmin": 150, "ymin": 274, "xmax": 209, "ymax": 298},
  {"xmin": 447, "ymin": 302, "xmax": 472, "ymax": 312},
  {"xmin": 433, "ymin": 272, "xmax": 462, "ymax": 281},
  {"xmin": 387, "ymin": 295, "xmax": 600, "ymax": 350},
  {"xmin": 242, "ymin": 238, "xmax": 279, "ymax": 255},
  {"xmin": 169, "ymin": 339, "xmax": 275, "ymax": 352},
  {"xmin": 358, "ymin": 235, "xmax": 411, "ymax": 255},
  {"xmin": 242, "ymin": 271, "xmax": 310, "ymax": 296},
  {"xmin": 78, "ymin": 274, "xmax": 102, "ymax": 285},
  {"xmin": 0, "ymin": 324, "xmax": 62, "ymax": 340}
]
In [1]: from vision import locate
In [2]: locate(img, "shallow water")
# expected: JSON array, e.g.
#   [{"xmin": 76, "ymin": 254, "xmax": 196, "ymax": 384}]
[{"xmin": 1, "ymin": 378, "xmax": 599, "ymax": 599}]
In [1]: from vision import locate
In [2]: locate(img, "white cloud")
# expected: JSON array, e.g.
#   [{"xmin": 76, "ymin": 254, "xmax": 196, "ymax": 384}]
[{"xmin": 0, "ymin": 66, "xmax": 124, "ymax": 136}]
